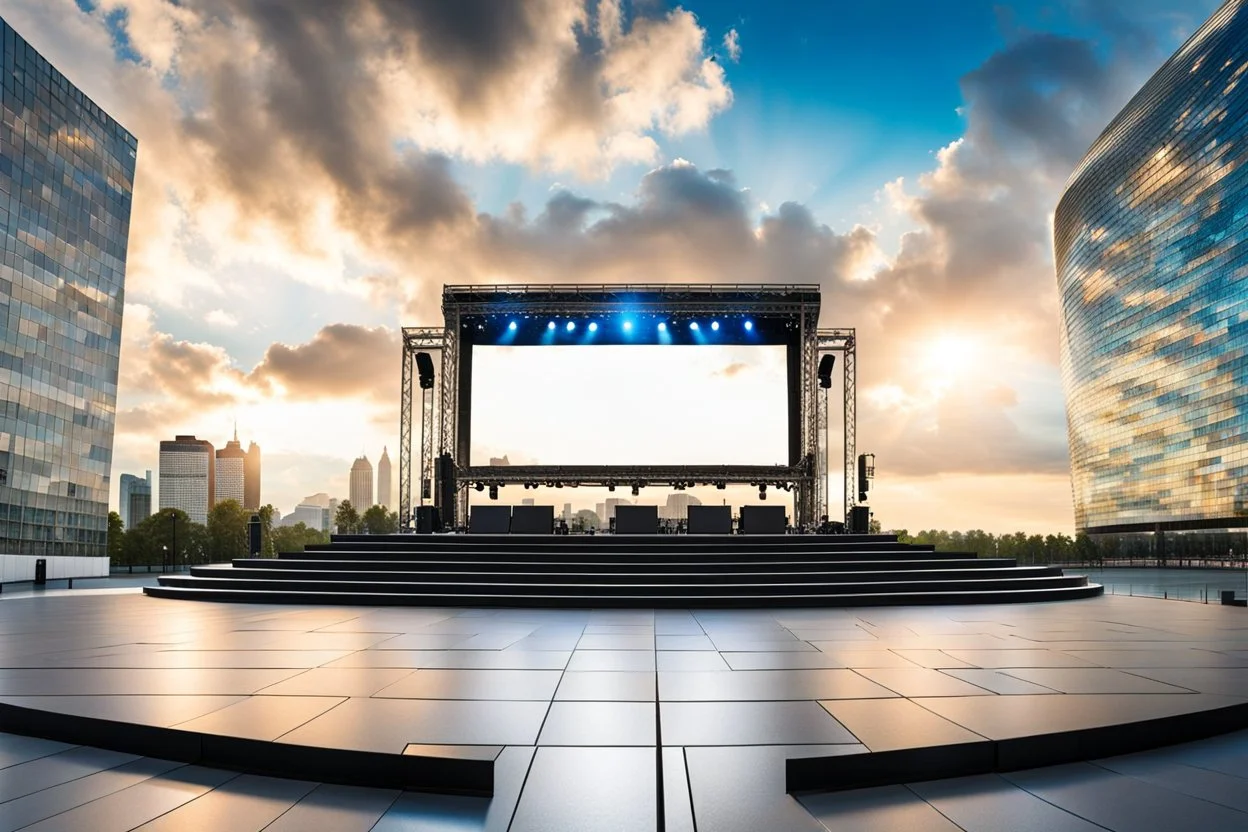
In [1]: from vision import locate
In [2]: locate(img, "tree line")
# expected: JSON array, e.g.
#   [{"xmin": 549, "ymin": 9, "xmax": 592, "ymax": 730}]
[
  {"xmin": 891, "ymin": 528, "xmax": 1248, "ymax": 566},
  {"xmin": 891, "ymin": 529, "xmax": 1099, "ymax": 564},
  {"xmin": 108, "ymin": 498, "xmax": 399, "ymax": 566}
]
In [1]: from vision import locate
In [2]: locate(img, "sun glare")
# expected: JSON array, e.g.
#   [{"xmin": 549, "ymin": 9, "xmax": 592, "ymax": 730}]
[{"xmin": 919, "ymin": 333, "xmax": 983, "ymax": 389}]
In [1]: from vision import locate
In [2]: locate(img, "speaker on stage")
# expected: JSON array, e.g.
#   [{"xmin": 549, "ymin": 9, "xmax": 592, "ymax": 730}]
[
  {"xmin": 435, "ymin": 453, "xmax": 456, "ymax": 531},
  {"xmin": 818, "ymin": 354, "xmax": 836, "ymax": 388},
  {"xmin": 415, "ymin": 352, "xmax": 436, "ymax": 390},
  {"xmin": 615, "ymin": 505, "xmax": 658, "ymax": 535},
  {"xmin": 511, "ymin": 505, "xmax": 555, "ymax": 534},
  {"xmin": 469, "ymin": 505, "xmax": 511, "ymax": 534},
  {"xmin": 849, "ymin": 505, "xmax": 871, "ymax": 535},
  {"xmin": 415, "ymin": 505, "xmax": 439, "ymax": 534},
  {"xmin": 740, "ymin": 505, "xmax": 786, "ymax": 535},
  {"xmin": 688, "ymin": 505, "xmax": 731, "ymax": 535}
]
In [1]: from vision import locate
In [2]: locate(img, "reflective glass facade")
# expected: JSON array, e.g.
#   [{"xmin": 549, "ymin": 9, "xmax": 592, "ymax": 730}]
[
  {"xmin": 1057, "ymin": 0, "xmax": 1248, "ymax": 533},
  {"xmin": 0, "ymin": 19, "xmax": 136, "ymax": 555}
]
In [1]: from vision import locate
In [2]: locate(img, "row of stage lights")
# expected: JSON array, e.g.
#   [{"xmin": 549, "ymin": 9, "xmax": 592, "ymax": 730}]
[
  {"xmin": 505, "ymin": 319, "xmax": 755, "ymax": 333},
  {"xmin": 472, "ymin": 480, "xmax": 792, "ymax": 500}
]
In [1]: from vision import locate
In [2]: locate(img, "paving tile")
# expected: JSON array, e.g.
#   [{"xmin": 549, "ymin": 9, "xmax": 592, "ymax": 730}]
[
  {"xmin": 721, "ymin": 651, "xmax": 847, "ymax": 670},
  {"xmin": 997, "ymin": 667, "xmax": 1196, "ymax": 694},
  {"xmin": 326, "ymin": 650, "xmax": 570, "ymax": 670},
  {"xmin": 0, "ymin": 746, "xmax": 139, "ymax": 802},
  {"xmin": 255, "ymin": 668, "xmax": 415, "ymax": 697},
  {"xmin": 368, "ymin": 633, "xmax": 471, "ymax": 650},
  {"xmin": 659, "ymin": 669, "xmax": 897, "ymax": 702},
  {"xmin": 554, "ymin": 671, "xmax": 656, "ymax": 701},
  {"xmin": 373, "ymin": 669, "xmax": 563, "ymax": 700},
  {"xmin": 369, "ymin": 791, "xmax": 490, "ymax": 831},
  {"xmin": 818, "ymin": 698, "xmax": 986, "ymax": 751},
  {"xmin": 575, "ymin": 634, "xmax": 654, "ymax": 650},
  {"xmin": 402, "ymin": 744, "xmax": 502, "ymax": 761},
  {"xmin": 854, "ymin": 667, "xmax": 995, "ymax": 698},
  {"xmin": 1122, "ymin": 667, "xmax": 1248, "ymax": 697},
  {"xmin": 0, "ymin": 695, "xmax": 248, "ymax": 727},
  {"xmin": 662, "ymin": 701, "xmax": 858, "ymax": 745},
  {"xmin": 940, "ymin": 649, "xmax": 1098, "ymax": 668},
  {"xmin": 0, "ymin": 668, "xmax": 302, "ymax": 697},
  {"xmin": 17, "ymin": 764, "xmax": 237, "ymax": 832},
  {"xmin": 657, "ymin": 651, "xmax": 731, "ymax": 671},
  {"xmin": 538, "ymin": 701, "xmax": 656, "ymax": 745},
  {"xmin": 0, "ymin": 757, "xmax": 187, "ymax": 832},
  {"xmin": 509, "ymin": 747, "xmax": 656, "ymax": 832},
  {"xmin": 1005, "ymin": 761, "xmax": 1248, "ymax": 830},
  {"xmin": 1064, "ymin": 649, "xmax": 1248, "ymax": 668},
  {"xmin": 174, "ymin": 695, "xmax": 345, "ymax": 741},
  {"xmin": 656, "ymin": 635, "xmax": 717, "ymax": 651},
  {"xmin": 67, "ymin": 650, "xmax": 353, "ymax": 669},
  {"xmin": 0, "ymin": 734, "xmax": 75, "ymax": 770},
  {"xmin": 799, "ymin": 784, "xmax": 962, "ymax": 831},
  {"xmin": 711, "ymin": 639, "xmax": 819, "ymax": 652},
  {"xmin": 277, "ymin": 696, "xmax": 549, "ymax": 750},
  {"xmin": 1094, "ymin": 753, "xmax": 1248, "ymax": 812},
  {"xmin": 262, "ymin": 784, "xmax": 400, "ymax": 832},
  {"xmin": 890, "ymin": 649, "xmax": 975, "ymax": 669},
  {"xmin": 130, "ymin": 772, "xmax": 317, "ymax": 831},
  {"xmin": 662, "ymin": 746, "xmax": 696, "ymax": 832},
  {"xmin": 941, "ymin": 668, "xmax": 1062, "ymax": 695},
  {"xmin": 178, "ymin": 632, "xmax": 397, "ymax": 651},
  {"xmin": 567, "ymin": 650, "xmax": 657, "ymax": 671},
  {"xmin": 685, "ymin": 745, "xmax": 858, "ymax": 832},
  {"xmin": 812, "ymin": 649, "xmax": 919, "ymax": 668},
  {"xmin": 909, "ymin": 772, "xmax": 1104, "ymax": 831}
]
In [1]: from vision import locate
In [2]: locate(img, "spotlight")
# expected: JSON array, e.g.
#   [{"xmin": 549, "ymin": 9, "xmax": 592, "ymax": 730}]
[
  {"xmin": 623, "ymin": 320, "xmax": 634, "ymax": 332},
  {"xmin": 711, "ymin": 321, "xmax": 720, "ymax": 331},
  {"xmin": 588, "ymin": 322, "xmax": 598, "ymax": 332},
  {"xmin": 759, "ymin": 489, "xmax": 767, "ymax": 501},
  {"xmin": 547, "ymin": 321, "xmax": 556, "ymax": 331},
  {"xmin": 690, "ymin": 322, "xmax": 699, "ymax": 331},
  {"xmin": 566, "ymin": 321, "xmax": 576, "ymax": 332},
  {"xmin": 759, "ymin": 484, "xmax": 767, "ymax": 494},
  {"xmin": 556, "ymin": 481, "xmax": 564, "ymax": 488},
  {"xmin": 488, "ymin": 484, "xmax": 499, "ymax": 500},
  {"xmin": 607, "ymin": 483, "xmax": 615, "ymax": 492},
  {"xmin": 658, "ymin": 322, "xmax": 668, "ymax": 333},
  {"xmin": 508, "ymin": 321, "xmax": 518, "ymax": 331},
  {"xmin": 475, "ymin": 482, "xmax": 485, "ymax": 492},
  {"xmin": 744, "ymin": 320, "xmax": 754, "ymax": 331},
  {"xmin": 631, "ymin": 481, "xmax": 641, "ymax": 496}
]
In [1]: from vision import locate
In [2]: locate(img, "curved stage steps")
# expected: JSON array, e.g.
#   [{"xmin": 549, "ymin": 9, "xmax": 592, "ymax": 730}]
[{"xmin": 145, "ymin": 533, "xmax": 1101, "ymax": 607}]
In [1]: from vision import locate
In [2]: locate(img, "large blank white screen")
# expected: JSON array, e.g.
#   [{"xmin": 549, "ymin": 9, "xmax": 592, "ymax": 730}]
[{"xmin": 470, "ymin": 345, "xmax": 788, "ymax": 465}]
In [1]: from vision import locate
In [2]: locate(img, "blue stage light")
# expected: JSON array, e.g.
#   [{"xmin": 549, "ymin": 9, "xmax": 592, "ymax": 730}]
[
  {"xmin": 623, "ymin": 320, "xmax": 634, "ymax": 332},
  {"xmin": 744, "ymin": 320, "xmax": 754, "ymax": 331},
  {"xmin": 508, "ymin": 321, "xmax": 518, "ymax": 331},
  {"xmin": 588, "ymin": 322, "xmax": 598, "ymax": 332},
  {"xmin": 658, "ymin": 322, "xmax": 668, "ymax": 333},
  {"xmin": 711, "ymin": 321, "xmax": 720, "ymax": 331},
  {"xmin": 566, "ymin": 321, "xmax": 576, "ymax": 332},
  {"xmin": 690, "ymin": 322, "xmax": 699, "ymax": 331},
  {"xmin": 547, "ymin": 321, "xmax": 556, "ymax": 331}
]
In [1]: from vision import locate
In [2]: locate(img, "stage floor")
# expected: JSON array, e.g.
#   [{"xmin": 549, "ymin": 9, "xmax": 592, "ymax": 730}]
[{"xmin": 1, "ymin": 590, "xmax": 1247, "ymax": 829}]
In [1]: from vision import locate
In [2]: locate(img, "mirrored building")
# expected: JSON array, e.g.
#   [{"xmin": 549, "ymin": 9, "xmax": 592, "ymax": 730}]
[
  {"xmin": 1056, "ymin": 0, "xmax": 1248, "ymax": 534},
  {"xmin": 0, "ymin": 19, "xmax": 136, "ymax": 556}
]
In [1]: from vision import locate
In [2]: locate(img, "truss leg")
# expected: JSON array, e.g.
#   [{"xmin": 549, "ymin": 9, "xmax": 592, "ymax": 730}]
[{"xmin": 399, "ymin": 345, "xmax": 414, "ymax": 529}]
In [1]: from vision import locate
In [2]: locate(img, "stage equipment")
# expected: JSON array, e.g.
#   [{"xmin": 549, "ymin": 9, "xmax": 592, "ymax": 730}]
[
  {"xmin": 400, "ymin": 328, "xmax": 444, "ymax": 528},
  {"xmin": 615, "ymin": 505, "xmax": 659, "ymax": 535},
  {"xmin": 741, "ymin": 505, "xmax": 787, "ymax": 534},
  {"xmin": 435, "ymin": 453, "xmax": 457, "ymax": 531},
  {"xmin": 818, "ymin": 354, "xmax": 836, "ymax": 388},
  {"xmin": 849, "ymin": 505, "xmax": 871, "ymax": 535},
  {"xmin": 415, "ymin": 352, "xmax": 436, "ymax": 389},
  {"xmin": 469, "ymin": 505, "xmax": 511, "ymax": 534},
  {"xmin": 511, "ymin": 505, "xmax": 555, "ymax": 534},
  {"xmin": 688, "ymin": 505, "xmax": 732, "ymax": 534},
  {"xmin": 415, "ymin": 505, "xmax": 439, "ymax": 534},
  {"xmin": 488, "ymin": 484, "xmax": 499, "ymax": 500},
  {"xmin": 399, "ymin": 286, "xmax": 857, "ymax": 526},
  {"xmin": 858, "ymin": 453, "xmax": 875, "ymax": 503}
]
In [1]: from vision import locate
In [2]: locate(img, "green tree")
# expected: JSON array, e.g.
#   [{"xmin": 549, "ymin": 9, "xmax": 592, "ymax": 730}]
[
  {"xmin": 361, "ymin": 504, "xmax": 398, "ymax": 535},
  {"xmin": 207, "ymin": 500, "xmax": 250, "ymax": 562},
  {"xmin": 867, "ymin": 517, "xmax": 881, "ymax": 534},
  {"xmin": 572, "ymin": 509, "xmax": 600, "ymax": 532},
  {"xmin": 271, "ymin": 522, "xmax": 330, "ymax": 554},
  {"xmin": 107, "ymin": 511, "xmax": 125, "ymax": 564},
  {"xmin": 257, "ymin": 504, "xmax": 277, "ymax": 557},
  {"xmin": 130, "ymin": 509, "xmax": 203, "ymax": 567},
  {"xmin": 334, "ymin": 500, "xmax": 361, "ymax": 534}
]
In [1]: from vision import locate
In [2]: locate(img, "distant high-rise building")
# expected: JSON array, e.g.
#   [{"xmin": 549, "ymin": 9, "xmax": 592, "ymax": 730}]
[
  {"xmin": 119, "ymin": 471, "xmax": 152, "ymax": 530},
  {"xmin": 604, "ymin": 498, "xmax": 632, "ymax": 519},
  {"xmin": 244, "ymin": 441, "xmax": 261, "ymax": 510},
  {"xmin": 281, "ymin": 503, "xmax": 328, "ymax": 531},
  {"xmin": 595, "ymin": 502, "xmax": 606, "ymax": 525},
  {"xmin": 489, "ymin": 455, "xmax": 511, "ymax": 466},
  {"xmin": 0, "ymin": 20, "xmax": 137, "ymax": 557},
  {"xmin": 378, "ymin": 447, "xmax": 392, "ymax": 510},
  {"xmin": 661, "ymin": 493, "xmax": 702, "ymax": 520},
  {"xmin": 215, "ymin": 429, "xmax": 246, "ymax": 507},
  {"xmin": 349, "ymin": 456, "xmax": 373, "ymax": 509},
  {"xmin": 521, "ymin": 498, "xmax": 535, "ymax": 507},
  {"xmin": 563, "ymin": 503, "xmax": 572, "ymax": 522},
  {"xmin": 301, "ymin": 493, "xmax": 332, "ymax": 509},
  {"xmin": 159, "ymin": 436, "xmax": 215, "ymax": 524}
]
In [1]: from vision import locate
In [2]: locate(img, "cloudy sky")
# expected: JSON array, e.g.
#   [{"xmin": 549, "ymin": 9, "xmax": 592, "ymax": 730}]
[{"xmin": 0, "ymin": 0, "xmax": 1225, "ymax": 531}]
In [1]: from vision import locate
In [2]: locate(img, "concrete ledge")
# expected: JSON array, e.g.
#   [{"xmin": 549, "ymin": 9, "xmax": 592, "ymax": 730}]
[
  {"xmin": 0, "ymin": 702, "xmax": 494, "ymax": 796},
  {"xmin": 0, "ymin": 554, "xmax": 108, "ymax": 583}
]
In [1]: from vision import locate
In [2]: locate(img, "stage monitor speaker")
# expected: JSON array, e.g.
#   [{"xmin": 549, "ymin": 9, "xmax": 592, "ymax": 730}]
[
  {"xmin": 435, "ymin": 453, "xmax": 457, "ymax": 531},
  {"xmin": 511, "ymin": 505, "xmax": 555, "ymax": 534},
  {"xmin": 849, "ymin": 505, "xmax": 871, "ymax": 534},
  {"xmin": 615, "ymin": 505, "xmax": 659, "ymax": 535},
  {"xmin": 818, "ymin": 354, "xmax": 836, "ymax": 389},
  {"xmin": 740, "ymin": 505, "xmax": 787, "ymax": 535},
  {"xmin": 415, "ymin": 505, "xmax": 439, "ymax": 534},
  {"xmin": 687, "ymin": 505, "xmax": 731, "ymax": 535},
  {"xmin": 415, "ymin": 352, "xmax": 436, "ymax": 390},
  {"xmin": 469, "ymin": 505, "xmax": 511, "ymax": 535}
]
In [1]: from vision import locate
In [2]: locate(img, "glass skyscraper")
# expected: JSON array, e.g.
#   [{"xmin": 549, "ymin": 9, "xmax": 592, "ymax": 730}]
[
  {"xmin": 1, "ymin": 19, "xmax": 136, "ymax": 556},
  {"xmin": 1056, "ymin": 0, "xmax": 1248, "ymax": 534}
]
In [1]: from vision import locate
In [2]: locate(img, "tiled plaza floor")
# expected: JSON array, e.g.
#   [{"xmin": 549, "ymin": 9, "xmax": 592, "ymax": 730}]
[{"xmin": 1, "ymin": 590, "xmax": 1247, "ymax": 829}]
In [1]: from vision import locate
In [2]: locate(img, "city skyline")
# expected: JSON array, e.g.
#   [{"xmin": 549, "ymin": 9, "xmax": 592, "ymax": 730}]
[{"xmin": 1, "ymin": 0, "xmax": 1227, "ymax": 534}]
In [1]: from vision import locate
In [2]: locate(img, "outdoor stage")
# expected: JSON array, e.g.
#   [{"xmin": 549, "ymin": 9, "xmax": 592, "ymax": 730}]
[{"xmin": 2, "ymin": 590, "xmax": 1248, "ymax": 829}]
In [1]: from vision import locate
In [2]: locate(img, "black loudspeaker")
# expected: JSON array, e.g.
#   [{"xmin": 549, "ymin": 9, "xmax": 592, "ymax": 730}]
[
  {"xmin": 857, "ymin": 454, "xmax": 870, "ymax": 501},
  {"xmin": 415, "ymin": 352, "xmax": 436, "ymax": 390},
  {"xmin": 850, "ymin": 505, "xmax": 871, "ymax": 534},
  {"xmin": 688, "ymin": 505, "xmax": 731, "ymax": 535},
  {"xmin": 511, "ymin": 505, "xmax": 555, "ymax": 534},
  {"xmin": 740, "ymin": 505, "xmax": 787, "ymax": 535},
  {"xmin": 435, "ymin": 453, "xmax": 456, "ymax": 530},
  {"xmin": 469, "ymin": 505, "xmax": 511, "ymax": 534},
  {"xmin": 818, "ymin": 354, "xmax": 836, "ymax": 389},
  {"xmin": 248, "ymin": 514, "xmax": 262, "ymax": 556},
  {"xmin": 415, "ymin": 505, "xmax": 439, "ymax": 534},
  {"xmin": 615, "ymin": 505, "xmax": 659, "ymax": 535}
]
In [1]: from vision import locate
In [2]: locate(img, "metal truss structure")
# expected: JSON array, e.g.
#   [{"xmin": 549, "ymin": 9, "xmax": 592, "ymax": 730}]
[{"xmin": 398, "ymin": 286, "xmax": 856, "ymax": 529}]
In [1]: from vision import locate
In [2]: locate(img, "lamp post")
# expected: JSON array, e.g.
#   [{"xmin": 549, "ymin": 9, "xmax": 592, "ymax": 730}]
[{"xmin": 169, "ymin": 509, "xmax": 178, "ymax": 572}]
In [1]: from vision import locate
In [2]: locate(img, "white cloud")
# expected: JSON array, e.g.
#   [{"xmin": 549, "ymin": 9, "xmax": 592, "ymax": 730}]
[
  {"xmin": 724, "ymin": 28, "xmax": 741, "ymax": 62},
  {"xmin": 205, "ymin": 309, "xmax": 239, "ymax": 328}
]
